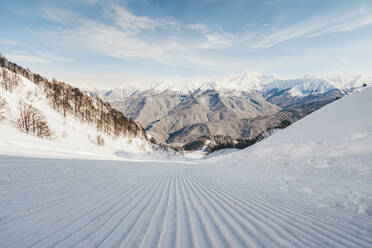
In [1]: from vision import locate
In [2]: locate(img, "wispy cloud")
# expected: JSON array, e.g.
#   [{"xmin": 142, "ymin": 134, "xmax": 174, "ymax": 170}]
[
  {"xmin": 0, "ymin": 39, "xmax": 22, "ymax": 46},
  {"xmin": 76, "ymin": 22, "xmax": 166, "ymax": 60},
  {"xmin": 78, "ymin": 0, "xmax": 102, "ymax": 4},
  {"xmin": 105, "ymin": 5, "xmax": 181, "ymax": 34},
  {"xmin": 106, "ymin": 5, "xmax": 159, "ymax": 34},
  {"xmin": 37, "ymin": 51, "xmax": 73, "ymax": 62},
  {"xmin": 5, "ymin": 54, "xmax": 51, "ymax": 63},
  {"xmin": 42, "ymin": 6, "xmax": 82, "ymax": 24},
  {"xmin": 40, "ymin": 4, "xmax": 233, "ymax": 67},
  {"xmin": 5, "ymin": 52, "xmax": 73, "ymax": 64},
  {"xmin": 188, "ymin": 23, "xmax": 208, "ymax": 33},
  {"xmin": 203, "ymin": 33, "xmax": 233, "ymax": 48},
  {"xmin": 252, "ymin": 5, "xmax": 372, "ymax": 48}
]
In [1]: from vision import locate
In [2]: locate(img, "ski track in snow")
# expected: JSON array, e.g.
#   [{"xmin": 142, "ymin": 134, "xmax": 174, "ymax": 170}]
[{"xmin": 0, "ymin": 156, "xmax": 371, "ymax": 248}]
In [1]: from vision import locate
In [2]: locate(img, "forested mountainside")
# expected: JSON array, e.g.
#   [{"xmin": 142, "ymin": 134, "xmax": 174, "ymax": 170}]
[{"xmin": 0, "ymin": 55, "xmax": 147, "ymax": 141}]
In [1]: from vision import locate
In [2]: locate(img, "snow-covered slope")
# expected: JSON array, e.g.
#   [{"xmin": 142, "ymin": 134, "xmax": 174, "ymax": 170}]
[
  {"xmin": 266, "ymin": 86, "xmax": 372, "ymax": 143},
  {"xmin": 326, "ymin": 73, "xmax": 371, "ymax": 90},
  {"xmin": 1, "ymin": 84, "xmax": 371, "ymax": 248},
  {"xmin": 264, "ymin": 76, "xmax": 337, "ymax": 97},
  {"xmin": 0, "ymin": 69, "xmax": 173, "ymax": 160},
  {"xmin": 211, "ymin": 86, "xmax": 372, "ymax": 215}
]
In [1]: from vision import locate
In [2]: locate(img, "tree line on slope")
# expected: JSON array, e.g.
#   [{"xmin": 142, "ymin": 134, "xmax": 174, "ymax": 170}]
[{"xmin": 0, "ymin": 54, "xmax": 147, "ymax": 141}]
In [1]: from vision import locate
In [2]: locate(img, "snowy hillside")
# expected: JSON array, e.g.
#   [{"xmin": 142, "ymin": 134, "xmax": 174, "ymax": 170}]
[
  {"xmin": 210, "ymin": 86, "xmax": 372, "ymax": 215},
  {"xmin": 0, "ymin": 66, "xmax": 177, "ymax": 160}
]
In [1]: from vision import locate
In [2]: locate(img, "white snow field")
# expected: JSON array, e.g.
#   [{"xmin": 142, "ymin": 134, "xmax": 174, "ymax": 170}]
[{"xmin": 1, "ymin": 88, "xmax": 372, "ymax": 247}]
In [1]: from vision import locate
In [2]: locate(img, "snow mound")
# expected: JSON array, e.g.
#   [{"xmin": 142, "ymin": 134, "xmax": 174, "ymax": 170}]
[{"xmin": 212, "ymin": 86, "xmax": 372, "ymax": 216}]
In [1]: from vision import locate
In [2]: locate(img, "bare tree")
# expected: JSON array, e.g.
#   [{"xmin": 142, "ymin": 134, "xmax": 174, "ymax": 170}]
[
  {"xmin": 18, "ymin": 101, "xmax": 53, "ymax": 138},
  {"xmin": 34, "ymin": 118, "xmax": 53, "ymax": 138},
  {"xmin": 96, "ymin": 135, "xmax": 105, "ymax": 147},
  {"xmin": 9, "ymin": 72, "xmax": 21, "ymax": 92},
  {"xmin": 0, "ymin": 97, "xmax": 7, "ymax": 121},
  {"xmin": 0, "ymin": 68, "xmax": 20, "ymax": 92},
  {"xmin": 18, "ymin": 101, "xmax": 32, "ymax": 134},
  {"xmin": 1, "ymin": 67, "xmax": 9, "ymax": 90}
]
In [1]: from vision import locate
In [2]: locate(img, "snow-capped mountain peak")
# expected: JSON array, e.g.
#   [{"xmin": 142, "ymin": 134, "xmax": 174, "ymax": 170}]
[{"xmin": 110, "ymin": 72, "xmax": 369, "ymax": 97}]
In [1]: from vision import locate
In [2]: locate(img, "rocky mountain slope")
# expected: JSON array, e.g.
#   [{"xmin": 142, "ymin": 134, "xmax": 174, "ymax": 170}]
[{"xmin": 94, "ymin": 73, "xmax": 369, "ymax": 148}]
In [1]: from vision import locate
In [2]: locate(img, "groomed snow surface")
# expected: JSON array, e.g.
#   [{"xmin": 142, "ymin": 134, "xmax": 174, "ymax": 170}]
[
  {"xmin": 1, "ymin": 157, "xmax": 371, "ymax": 248},
  {"xmin": 1, "ymin": 86, "xmax": 372, "ymax": 247}
]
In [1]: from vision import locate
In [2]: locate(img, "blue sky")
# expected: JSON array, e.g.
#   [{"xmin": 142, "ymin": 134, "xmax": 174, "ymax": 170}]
[{"xmin": 1, "ymin": 0, "xmax": 372, "ymax": 87}]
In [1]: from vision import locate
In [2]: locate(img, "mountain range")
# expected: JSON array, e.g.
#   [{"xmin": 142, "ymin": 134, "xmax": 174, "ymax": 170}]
[
  {"xmin": 93, "ymin": 73, "xmax": 369, "ymax": 150},
  {"xmin": 1, "ymin": 52, "xmax": 369, "ymax": 155}
]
